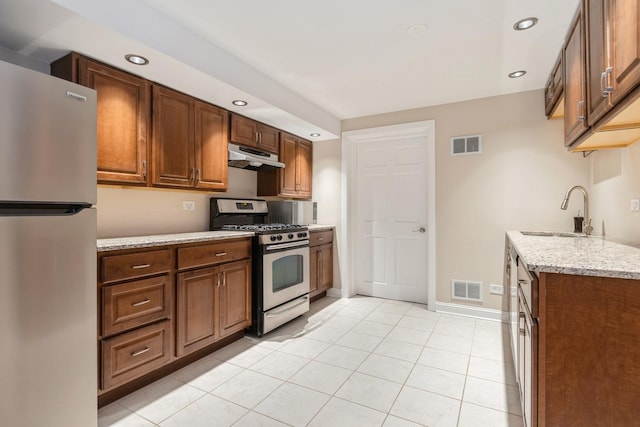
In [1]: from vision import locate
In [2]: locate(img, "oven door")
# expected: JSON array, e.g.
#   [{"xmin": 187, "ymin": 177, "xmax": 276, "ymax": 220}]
[{"xmin": 262, "ymin": 242, "xmax": 310, "ymax": 311}]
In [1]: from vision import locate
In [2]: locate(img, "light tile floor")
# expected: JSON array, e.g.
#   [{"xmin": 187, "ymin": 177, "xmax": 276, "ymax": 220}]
[{"xmin": 99, "ymin": 296, "xmax": 524, "ymax": 427}]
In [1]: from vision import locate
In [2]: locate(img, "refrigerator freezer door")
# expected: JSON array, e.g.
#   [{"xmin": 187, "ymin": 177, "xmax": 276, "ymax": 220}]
[
  {"xmin": 0, "ymin": 60, "xmax": 97, "ymax": 204},
  {"xmin": 0, "ymin": 208, "xmax": 97, "ymax": 427}
]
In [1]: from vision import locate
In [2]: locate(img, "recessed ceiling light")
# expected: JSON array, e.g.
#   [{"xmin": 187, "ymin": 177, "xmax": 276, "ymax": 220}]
[
  {"xmin": 513, "ymin": 17, "xmax": 538, "ymax": 31},
  {"xmin": 508, "ymin": 70, "xmax": 527, "ymax": 78},
  {"xmin": 310, "ymin": 133, "xmax": 321, "ymax": 138},
  {"xmin": 124, "ymin": 54, "xmax": 149, "ymax": 65},
  {"xmin": 232, "ymin": 100, "xmax": 248, "ymax": 106}
]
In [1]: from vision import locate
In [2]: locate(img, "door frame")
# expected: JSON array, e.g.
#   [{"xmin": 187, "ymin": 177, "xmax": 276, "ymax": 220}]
[{"xmin": 341, "ymin": 120, "xmax": 436, "ymax": 310}]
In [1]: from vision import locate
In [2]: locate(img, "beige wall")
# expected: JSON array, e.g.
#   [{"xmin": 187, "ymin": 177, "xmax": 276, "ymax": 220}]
[
  {"xmin": 95, "ymin": 88, "xmax": 639, "ymax": 313},
  {"xmin": 97, "ymin": 167, "xmax": 257, "ymax": 238},
  {"xmin": 342, "ymin": 89, "xmax": 590, "ymax": 311},
  {"xmin": 589, "ymin": 143, "xmax": 640, "ymax": 245},
  {"xmin": 311, "ymin": 139, "xmax": 343, "ymax": 289}
]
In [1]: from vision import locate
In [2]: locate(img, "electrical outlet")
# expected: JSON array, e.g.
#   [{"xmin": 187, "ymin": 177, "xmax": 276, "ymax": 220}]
[
  {"xmin": 183, "ymin": 201, "xmax": 196, "ymax": 211},
  {"xmin": 631, "ymin": 199, "xmax": 640, "ymax": 212},
  {"xmin": 489, "ymin": 284, "xmax": 504, "ymax": 295}
]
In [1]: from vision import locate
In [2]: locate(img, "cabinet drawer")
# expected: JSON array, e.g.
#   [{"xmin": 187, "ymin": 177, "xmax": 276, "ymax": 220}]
[
  {"xmin": 101, "ymin": 320, "xmax": 172, "ymax": 390},
  {"xmin": 102, "ymin": 275, "xmax": 172, "ymax": 337},
  {"xmin": 178, "ymin": 239, "xmax": 251, "ymax": 270},
  {"xmin": 517, "ymin": 262, "xmax": 538, "ymax": 317},
  {"xmin": 102, "ymin": 249, "xmax": 172, "ymax": 284},
  {"xmin": 310, "ymin": 230, "xmax": 333, "ymax": 247}
]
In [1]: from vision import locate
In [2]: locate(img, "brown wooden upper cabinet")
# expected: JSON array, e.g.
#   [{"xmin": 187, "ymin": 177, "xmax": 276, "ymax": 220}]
[
  {"xmin": 230, "ymin": 113, "xmax": 279, "ymax": 154},
  {"xmin": 257, "ymin": 132, "xmax": 313, "ymax": 199},
  {"xmin": 151, "ymin": 85, "xmax": 228, "ymax": 191},
  {"xmin": 563, "ymin": 8, "xmax": 589, "ymax": 146},
  {"xmin": 51, "ymin": 53, "xmax": 150, "ymax": 185},
  {"xmin": 544, "ymin": 53, "xmax": 564, "ymax": 118},
  {"xmin": 550, "ymin": 1, "xmax": 640, "ymax": 151}
]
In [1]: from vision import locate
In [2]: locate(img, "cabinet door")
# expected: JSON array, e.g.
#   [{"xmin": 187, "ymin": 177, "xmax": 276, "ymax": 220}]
[
  {"xmin": 544, "ymin": 53, "xmax": 564, "ymax": 118},
  {"xmin": 279, "ymin": 133, "xmax": 299, "ymax": 196},
  {"xmin": 296, "ymin": 139, "xmax": 313, "ymax": 198},
  {"xmin": 78, "ymin": 58, "xmax": 149, "ymax": 185},
  {"xmin": 218, "ymin": 260, "xmax": 251, "ymax": 337},
  {"xmin": 176, "ymin": 267, "xmax": 219, "ymax": 356},
  {"xmin": 319, "ymin": 244, "xmax": 333, "ymax": 291},
  {"xmin": 195, "ymin": 101, "xmax": 228, "ymax": 191},
  {"xmin": 564, "ymin": 10, "xmax": 590, "ymax": 146},
  {"xmin": 257, "ymin": 124, "xmax": 280, "ymax": 154},
  {"xmin": 517, "ymin": 293, "xmax": 526, "ymax": 415},
  {"xmin": 309, "ymin": 245, "xmax": 320, "ymax": 295},
  {"xmin": 152, "ymin": 85, "xmax": 195, "ymax": 188},
  {"xmin": 609, "ymin": 0, "xmax": 640, "ymax": 104},
  {"xmin": 585, "ymin": 0, "xmax": 612, "ymax": 124},
  {"xmin": 518, "ymin": 289, "xmax": 537, "ymax": 427},
  {"xmin": 230, "ymin": 114, "xmax": 258, "ymax": 149}
]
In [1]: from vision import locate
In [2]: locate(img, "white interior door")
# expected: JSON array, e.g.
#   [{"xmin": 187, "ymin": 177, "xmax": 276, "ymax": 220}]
[{"xmin": 353, "ymin": 130, "xmax": 430, "ymax": 303}]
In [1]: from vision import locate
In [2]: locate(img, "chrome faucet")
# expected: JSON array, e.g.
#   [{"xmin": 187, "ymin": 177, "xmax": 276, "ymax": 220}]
[{"xmin": 560, "ymin": 185, "xmax": 592, "ymax": 235}]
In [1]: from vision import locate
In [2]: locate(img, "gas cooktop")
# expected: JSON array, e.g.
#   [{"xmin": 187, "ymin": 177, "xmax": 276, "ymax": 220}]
[{"xmin": 221, "ymin": 223, "xmax": 308, "ymax": 233}]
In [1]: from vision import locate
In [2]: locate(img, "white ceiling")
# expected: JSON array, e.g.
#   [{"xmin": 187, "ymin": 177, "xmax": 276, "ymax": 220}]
[{"xmin": 0, "ymin": 0, "xmax": 579, "ymax": 140}]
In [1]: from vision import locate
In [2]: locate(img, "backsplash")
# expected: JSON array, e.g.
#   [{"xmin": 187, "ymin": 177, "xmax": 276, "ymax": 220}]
[
  {"xmin": 590, "ymin": 143, "xmax": 640, "ymax": 246},
  {"xmin": 97, "ymin": 167, "xmax": 257, "ymax": 238}
]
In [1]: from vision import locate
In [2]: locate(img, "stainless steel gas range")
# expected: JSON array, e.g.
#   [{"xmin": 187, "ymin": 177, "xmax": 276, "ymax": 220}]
[{"xmin": 210, "ymin": 198, "xmax": 310, "ymax": 336}]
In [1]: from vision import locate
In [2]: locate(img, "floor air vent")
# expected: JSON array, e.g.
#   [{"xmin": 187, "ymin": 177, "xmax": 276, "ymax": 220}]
[
  {"xmin": 451, "ymin": 280, "xmax": 483, "ymax": 302},
  {"xmin": 451, "ymin": 135, "xmax": 482, "ymax": 156}
]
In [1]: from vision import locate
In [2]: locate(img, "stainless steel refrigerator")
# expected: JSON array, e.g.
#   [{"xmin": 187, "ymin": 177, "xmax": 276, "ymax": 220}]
[{"xmin": 0, "ymin": 60, "xmax": 97, "ymax": 426}]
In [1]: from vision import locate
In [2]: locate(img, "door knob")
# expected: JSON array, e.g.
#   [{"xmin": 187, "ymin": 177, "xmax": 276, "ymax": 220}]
[{"xmin": 413, "ymin": 227, "xmax": 426, "ymax": 233}]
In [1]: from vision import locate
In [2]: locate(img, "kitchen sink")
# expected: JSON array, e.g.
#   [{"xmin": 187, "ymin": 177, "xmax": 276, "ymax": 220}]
[{"xmin": 520, "ymin": 231, "xmax": 589, "ymax": 238}]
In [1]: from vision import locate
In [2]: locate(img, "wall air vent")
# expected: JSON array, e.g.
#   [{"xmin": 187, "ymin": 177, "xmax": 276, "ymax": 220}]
[
  {"xmin": 451, "ymin": 280, "xmax": 483, "ymax": 302},
  {"xmin": 451, "ymin": 135, "xmax": 482, "ymax": 156}
]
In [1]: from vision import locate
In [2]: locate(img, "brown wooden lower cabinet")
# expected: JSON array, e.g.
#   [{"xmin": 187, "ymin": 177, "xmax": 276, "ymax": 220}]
[
  {"xmin": 309, "ymin": 229, "xmax": 333, "ymax": 299},
  {"xmin": 97, "ymin": 237, "xmax": 252, "ymax": 404},
  {"xmin": 175, "ymin": 259, "xmax": 251, "ymax": 355},
  {"xmin": 513, "ymin": 267, "xmax": 640, "ymax": 426}
]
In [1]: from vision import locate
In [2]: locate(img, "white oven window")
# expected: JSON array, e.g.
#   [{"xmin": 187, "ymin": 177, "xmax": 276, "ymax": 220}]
[
  {"xmin": 263, "ymin": 246, "xmax": 310, "ymax": 311},
  {"xmin": 273, "ymin": 254, "xmax": 304, "ymax": 292}
]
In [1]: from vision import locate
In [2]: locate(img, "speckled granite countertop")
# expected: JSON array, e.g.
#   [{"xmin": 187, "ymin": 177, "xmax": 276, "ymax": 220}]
[
  {"xmin": 507, "ymin": 230, "xmax": 640, "ymax": 280},
  {"xmin": 97, "ymin": 231, "xmax": 254, "ymax": 252},
  {"xmin": 307, "ymin": 224, "xmax": 335, "ymax": 231}
]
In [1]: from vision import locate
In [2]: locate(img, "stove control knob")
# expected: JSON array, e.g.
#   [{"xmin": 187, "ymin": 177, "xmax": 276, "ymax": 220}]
[
  {"xmin": 277, "ymin": 235, "xmax": 283, "ymax": 241},
  {"xmin": 298, "ymin": 232, "xmax": 307, "ymax": 238},
  {"xmin": 270, "ymin": 235, "xmax": 277, "ymax": 242},
  {"xmin": 288, "ymin": 233, "xmax": 294, "ymax": 239}
]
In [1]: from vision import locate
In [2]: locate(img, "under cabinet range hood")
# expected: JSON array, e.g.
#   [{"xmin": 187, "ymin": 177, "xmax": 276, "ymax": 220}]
[{"xmin": 228, "ymin": 143, "xmax": 284, "ymax": 171}]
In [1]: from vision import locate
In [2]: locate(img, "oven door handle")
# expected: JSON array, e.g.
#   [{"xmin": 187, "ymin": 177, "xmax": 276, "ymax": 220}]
[
  {"xmin": 265, "ymin": 296, "xmax": 309, "ymax": 317},
  {"xmin": 264, "ymin": 240, "xmax": 310, "ymax": 251}
]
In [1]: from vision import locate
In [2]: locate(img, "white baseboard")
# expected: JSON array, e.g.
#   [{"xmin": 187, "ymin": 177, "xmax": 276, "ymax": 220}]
[
  {"xmin": 326, "ymin": 288, "xmax": 342, "ymax": 298},
  {"xmin": 434, "ymin": 301, "xmax": 508, "ymax": 323}
]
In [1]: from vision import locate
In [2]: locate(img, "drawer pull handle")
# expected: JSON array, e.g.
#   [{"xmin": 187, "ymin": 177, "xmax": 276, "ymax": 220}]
[
  {"xmin": 130, "ymin": 347, "xmax": 150, "ymax": 357},
  {"xmin": 132, "ymin": 299, "xmax": 151, "ymax": 307},
  {"xmin": 318, "ymin": 237, "xmax": 325, "ymax": 241},
  {"xmin": 131, "ymin": 264, "xmax": 151, "ymax": 270},
  {"xmin": 215, "ymin": 252, "xmax": 227, "ymax": 257}
]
